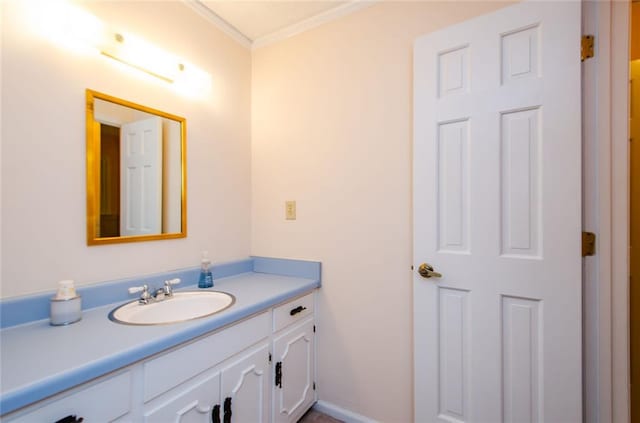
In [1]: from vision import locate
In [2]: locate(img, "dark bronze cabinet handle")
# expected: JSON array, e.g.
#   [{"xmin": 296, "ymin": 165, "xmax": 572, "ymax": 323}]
[
  {"xmin": 223, "ymin": 397, "xmax": 232, "ymax": 423},
  {"xmin": 290, "ymin": 306, "xmax": 307, "ymax": 316},
  {"xmin": 212, "ymin": 404, "xmax": 220, "ymax": 423},
  {"xmin": 275, "ymin": 361, "xmax": 282, "ymax": 388},
  {"xmin": 55, "ymin": 416, "xmax": 83, "ymax": 423}
]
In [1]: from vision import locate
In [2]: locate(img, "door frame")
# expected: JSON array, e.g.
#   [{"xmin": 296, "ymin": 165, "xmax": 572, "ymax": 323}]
[{"xmin": 583, "ymin": 1, "xmax": 630, "ymax": 422}]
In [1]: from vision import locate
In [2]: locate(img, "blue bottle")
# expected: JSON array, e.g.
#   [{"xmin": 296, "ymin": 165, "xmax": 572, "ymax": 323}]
[{"xmin": 198, "ymin": 251, "xmax": 214, "ymax": 288}]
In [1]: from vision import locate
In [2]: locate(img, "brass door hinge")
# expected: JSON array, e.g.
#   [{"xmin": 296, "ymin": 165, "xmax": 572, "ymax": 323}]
[
  {"xmin": 582, "ymin": 231, "xmax": 596, "ymax": 257},
  {"xmin": 581, "ymin": 35, "xmax": 594, "ymax": 62}
]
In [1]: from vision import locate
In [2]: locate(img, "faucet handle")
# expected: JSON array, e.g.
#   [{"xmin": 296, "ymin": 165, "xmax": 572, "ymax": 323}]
[
  {"xmin": 163, "ymin": 278, "xmax": 181, "ymax": 297},
  {"xmin": 129, "ymin": 284, "xmax": 151, "ymax": 304},
  {"xmin": 165, "ymin": 278, "xmax": 181, "ymax": 287},
  {"xmin": 128, "ymin": 284, "xmax": 148, "ymax": 295}
]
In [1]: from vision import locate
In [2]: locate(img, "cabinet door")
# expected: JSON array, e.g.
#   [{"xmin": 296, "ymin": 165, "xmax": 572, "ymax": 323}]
[
  {"xmin": 144, "ymin": 370, "xmax": 222, "ymax": 423},
  {"xmin": 220, "ymin": 343, "xmax": 270, "ymax": 423},
  {"xmin": 272, "ymin": 318, "xmax": 315, "ymax": 423}
]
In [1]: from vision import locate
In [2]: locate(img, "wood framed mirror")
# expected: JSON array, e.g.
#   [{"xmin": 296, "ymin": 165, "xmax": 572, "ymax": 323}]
[{"xmin": 86, "ymin": 89, "xmax": 186, "ymax": 245}]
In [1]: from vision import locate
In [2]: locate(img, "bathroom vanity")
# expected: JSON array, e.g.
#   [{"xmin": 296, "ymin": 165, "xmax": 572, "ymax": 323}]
[{"xmin": 0, "ymin": 257, "xmax": 320, "ymax": 423}]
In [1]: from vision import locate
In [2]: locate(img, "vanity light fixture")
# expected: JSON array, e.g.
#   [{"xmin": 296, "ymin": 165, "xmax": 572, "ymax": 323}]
[
  {"xmin": 98, "ymin": 30, "xmax": 212, "ymax": 94},
  {"xmin": 100, "ymin": 31, "xmax": 182, "ymax": 83},
  {"xmin": 25, "ymin": 0, "xmax": 211, "ymax": 94}
]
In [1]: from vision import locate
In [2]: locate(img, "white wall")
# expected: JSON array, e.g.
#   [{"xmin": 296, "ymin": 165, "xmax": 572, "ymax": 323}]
[
  {"xmin": 0, "ymin": 0, "xmax": 252, "ymax": 298},
  {"xmin": 251, "ymin": 2, "xmax": 509, "ymax": 421}
]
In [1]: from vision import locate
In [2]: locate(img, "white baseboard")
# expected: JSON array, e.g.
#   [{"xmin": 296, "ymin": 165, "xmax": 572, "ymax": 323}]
[{"xmin": 312, "ymin": 400, "xmax": 379, "ymax": 423}]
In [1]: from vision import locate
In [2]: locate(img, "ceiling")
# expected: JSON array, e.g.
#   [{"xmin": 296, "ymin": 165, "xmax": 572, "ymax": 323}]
[
  {"xmin": 199, "ymin": 1, "xmax": 349, "ymax": 42},
  {"xmin": 186, "ymin": 1, "xmax": 377, "ymax": 49}
]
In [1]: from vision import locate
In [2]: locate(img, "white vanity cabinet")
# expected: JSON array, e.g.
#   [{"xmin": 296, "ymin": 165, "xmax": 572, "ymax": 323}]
[
  {"xmin": 272, "ymin": 293, "xmax": 316, "ymax": 423},
  {"xmin": 144, "ymin": 343, "xmax": 271, "ymax": 423},
  {"xmin": 143, "ymin": 293, "xmax": 316, "ymax": 423},
  {"xmin": 2, "ymin": 291, "xmax": 317, "ymax": 423},
  {"xmin": 143, "ymin": 311, "xmax": 271, "ymax": 422}
]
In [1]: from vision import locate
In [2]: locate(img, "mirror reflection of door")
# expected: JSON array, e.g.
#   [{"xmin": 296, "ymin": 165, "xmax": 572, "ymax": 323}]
[
  {"xmin": 99, "ymin": 117, "xmax": 163, "ymax": 237},
  {"xmin": 100, "ymin": 124, "xmax": 121, "ymax": 237},
  {"xmin": 120, "ymin": 116, "xmax": 163, "ymax": 236}
]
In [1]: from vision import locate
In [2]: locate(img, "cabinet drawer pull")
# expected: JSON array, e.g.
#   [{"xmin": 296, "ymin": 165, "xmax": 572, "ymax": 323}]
[
  {"xmin": 223, "ymin": 397, "xmax": 232, "ymax": 423},
  {"xmin": 290, "ymin": 306, "xmax": 307, "ymax": 316},
  {"xmin": 212, "ymin": 404, "xmax": 221, "ymax": 423},
  {"xmin": 275, "ymin": 361, "xmax": 282, "ymax": 388},
  {"xmin": 55, "ymin": 416, "xmax": 84, "ymax": 423}
]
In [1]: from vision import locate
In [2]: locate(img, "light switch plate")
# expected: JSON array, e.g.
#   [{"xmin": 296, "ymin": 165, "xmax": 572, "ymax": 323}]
[{"xmin": 285, "ymin": 201, "xmax": 296, "ymax": 220}]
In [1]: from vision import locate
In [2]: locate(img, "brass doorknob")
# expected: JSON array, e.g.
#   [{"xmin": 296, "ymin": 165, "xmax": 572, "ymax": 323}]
[{"xmin": 418, "ymin": 263, "xmax": 442, "ymax": 279}]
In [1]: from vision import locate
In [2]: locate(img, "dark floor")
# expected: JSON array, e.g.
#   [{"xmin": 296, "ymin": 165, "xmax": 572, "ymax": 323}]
[{"xmin": 298, "ymin": 408, "xmax": 344, "ymax": 423}]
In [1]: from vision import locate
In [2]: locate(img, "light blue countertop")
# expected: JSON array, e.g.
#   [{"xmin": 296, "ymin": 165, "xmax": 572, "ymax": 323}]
[{"xmin": 0, "ymin": 257, "xmax": 321, "ymax": 415}]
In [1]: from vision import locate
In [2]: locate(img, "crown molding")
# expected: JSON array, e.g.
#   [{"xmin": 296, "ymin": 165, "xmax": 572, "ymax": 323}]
[
  {"xmin": 183, "ymin": 0, "xmax": 252, "ymax": 49},
  {"xmin": 252, "ymin": 0, "xmax": 379, "ymax": 50},
  {"xmin": 183, "ymin": 0, "xmax": 379, "ymax": 51}
]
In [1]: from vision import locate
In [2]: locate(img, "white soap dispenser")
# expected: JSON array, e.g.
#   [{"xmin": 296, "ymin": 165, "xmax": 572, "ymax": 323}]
[{"xmin": 50, "ymin": 280, "xmax": 82, "ymax": 326}]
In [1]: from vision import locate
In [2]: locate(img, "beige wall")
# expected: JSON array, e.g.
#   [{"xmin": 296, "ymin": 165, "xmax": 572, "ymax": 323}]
[
  {"xmin": 251, "ymin": 2, "xmax": 508, "ymax": 420},
  {"xmin": 0, "ymin": 0, "xmax": 252, "ymax": 297}
]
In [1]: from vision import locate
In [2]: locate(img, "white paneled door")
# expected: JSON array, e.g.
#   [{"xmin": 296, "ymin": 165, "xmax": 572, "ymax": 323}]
[{"xmin": 413, "ymin": 1, "xmax": 581, "ymax": 422}]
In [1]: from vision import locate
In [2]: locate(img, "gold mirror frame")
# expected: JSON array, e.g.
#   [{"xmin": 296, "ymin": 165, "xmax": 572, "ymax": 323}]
[{"xmin": 86, "ymin": 89, "xmax": 187, "ymax": 245}]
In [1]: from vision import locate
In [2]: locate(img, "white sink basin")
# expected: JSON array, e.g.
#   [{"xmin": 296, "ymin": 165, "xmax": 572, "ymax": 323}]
[{"xmin": 109, "ymin": 291, "xmax": 235, "ymax": 325}]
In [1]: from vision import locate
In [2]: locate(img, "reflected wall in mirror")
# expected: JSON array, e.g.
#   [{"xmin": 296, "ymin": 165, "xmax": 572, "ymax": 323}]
[{"xmin": 86, "ymin": 89, "xmax": 187, "ymax": 245}]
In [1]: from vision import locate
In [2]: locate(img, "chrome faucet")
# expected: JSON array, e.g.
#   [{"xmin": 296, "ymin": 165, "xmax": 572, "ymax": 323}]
[{"xmin": 128, "ymin": 278, "xmax": 181, "ymax": 305}]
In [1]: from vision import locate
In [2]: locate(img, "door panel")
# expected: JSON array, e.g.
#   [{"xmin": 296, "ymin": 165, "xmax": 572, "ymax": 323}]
[
  {"xmin": 413, "ymin": 1, "xmax": 581, "ymax": 421},
  {"xmin": 437, "ymin": 120, "xmax": 469, "ymax": 253},
  {"xmin": 438, "ymin": 288, "xmax": 469, "ymax": 421},
  {"xmin": 502, "ymin": 296, "xmax": 541, "ymax": 423},
  {"xmin": 501, "ymin": 108, "xmax": 540, "ymax": 257}
]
